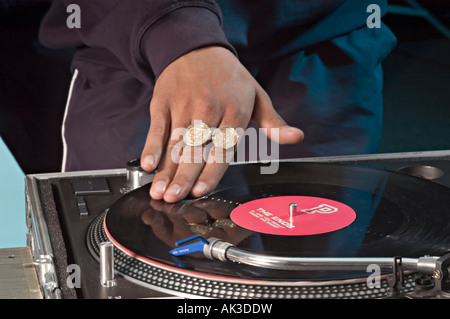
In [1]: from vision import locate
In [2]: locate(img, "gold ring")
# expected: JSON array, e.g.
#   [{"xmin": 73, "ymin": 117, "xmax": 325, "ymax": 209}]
[
  {"xmin": 212, "ymin": 126, "xmax": 239, "ymax": 149},
  {"xmin": 183, "ymin": 122, "xmax": 211, "ymax": 147}
]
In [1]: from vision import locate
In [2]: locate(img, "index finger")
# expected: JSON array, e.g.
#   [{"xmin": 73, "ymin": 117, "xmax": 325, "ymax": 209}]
[{"xmin": 141, "ymin": 99, "xmax": 170, "ymax": 172}]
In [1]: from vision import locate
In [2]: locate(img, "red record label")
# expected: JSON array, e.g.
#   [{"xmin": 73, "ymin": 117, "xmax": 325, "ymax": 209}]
[{"xmin": 230, "ymin": 196, "xmax": 356, "ymax": 236}]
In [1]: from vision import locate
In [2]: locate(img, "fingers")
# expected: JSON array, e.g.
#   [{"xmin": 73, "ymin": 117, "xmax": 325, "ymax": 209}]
[
  {"xmin": 190, "ymin": 102, "xmax": 251, "ymax": 198},
  {"xmin": 190, "ymin": 151, "xmax": 230, "ymax": 198},
  {"xmin": 141, "ymin": 98, "xmax": 210, "ymax": 203},
  {"xmin": 252, "ymin": 85, "xmax": 304, "ymax": 145},
  {"xmin": 152, "ymin": 106, "xmax": 246, "ymax": 203},
  {"xmin": 148, "ymin": 112, "xmax": 222, "ymax": 203},
  {"xmin": 140, "ymin": 99, "xmax": 170, "ymax": 172},
  {"xmin": 148, "ymin": 129, "xmax": 184, "ymax": 201},
  {"xmin": 161, "ymin": 146, "xmax": 209, "ymax": 203},
  {"xmin": 148, "ymin": 112, "xmax": 193, "ymax": 202}
]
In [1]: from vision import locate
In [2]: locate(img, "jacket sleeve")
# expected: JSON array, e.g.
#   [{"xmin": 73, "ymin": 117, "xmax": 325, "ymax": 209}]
[{"xmin": 39, "ymin": 0, "xmax": 235, "ymax": 80}]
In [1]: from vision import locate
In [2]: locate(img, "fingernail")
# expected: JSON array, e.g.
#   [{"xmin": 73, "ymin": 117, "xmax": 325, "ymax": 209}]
[
  {"xmin": 152, "ymin": 180, "xmax": 167, "ymax": 195},
  {"xmin": 165, "ymin": 184, "xmax": 181, "ymax": 197},
  {"xmin": 142, "ymin": 155, "xmax": 155, "ymax": 168},
  {"xmin": 192, "ymin": 182, "xmax": 207, "ymax": 196}
]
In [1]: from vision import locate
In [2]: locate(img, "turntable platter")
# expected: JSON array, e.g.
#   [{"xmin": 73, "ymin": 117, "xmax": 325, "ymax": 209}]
[{"xmin": 87, "ymin": 162, "xmax": 450, "ymax": 298}]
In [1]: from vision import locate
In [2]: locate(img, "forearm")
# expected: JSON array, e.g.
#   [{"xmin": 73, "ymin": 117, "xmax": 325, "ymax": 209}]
[{"xmin": 39, "ymin": 0, "xmax": 235, "ymax": 80}]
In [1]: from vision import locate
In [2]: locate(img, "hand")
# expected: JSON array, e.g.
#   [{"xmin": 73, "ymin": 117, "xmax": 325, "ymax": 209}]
[{"xmin": 140, "ymin": 46, "xmax": 303, "ymax": 203}]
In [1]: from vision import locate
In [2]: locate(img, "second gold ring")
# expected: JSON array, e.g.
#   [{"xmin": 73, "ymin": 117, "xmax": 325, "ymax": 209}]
[{"xmin": 212, "ymin": 126, "xmax": 239, "ymax": 149}]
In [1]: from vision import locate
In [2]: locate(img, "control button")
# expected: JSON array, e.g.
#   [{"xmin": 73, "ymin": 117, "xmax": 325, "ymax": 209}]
[
  {"xmin": 75, "ymin": 196, "xmax": 89, "ymax": 216},
  {"xmin": 71, "ymin": 177, "xmax": 111, "ymax": 195}
]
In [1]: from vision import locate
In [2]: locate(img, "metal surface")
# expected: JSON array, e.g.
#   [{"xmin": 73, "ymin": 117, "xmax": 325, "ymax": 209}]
[
  {"xmin": 126, "ymin": 159, "xmax": 154, "ymax": 190},
  {"xmin": 99, "ymin": 242, "xmax": 116, "ymax": 287},
  {"xmin": 204, "ymin": 237, "xmax": 440, "ymax": 273},
  {"xmin": 25, "ymin": 175, "xmax": 61, "ymax": 299}
]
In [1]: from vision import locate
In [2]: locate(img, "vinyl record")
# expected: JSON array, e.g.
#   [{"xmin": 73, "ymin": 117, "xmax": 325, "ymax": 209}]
[{"xmin": 100, "ymin": 162, "xmax": 450, "ymax": 286}]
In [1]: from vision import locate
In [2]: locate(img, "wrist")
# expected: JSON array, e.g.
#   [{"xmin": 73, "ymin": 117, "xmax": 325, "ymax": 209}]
[{"xmin": 139, "ymin": 7, "xmax": 236, "ymax": 79}]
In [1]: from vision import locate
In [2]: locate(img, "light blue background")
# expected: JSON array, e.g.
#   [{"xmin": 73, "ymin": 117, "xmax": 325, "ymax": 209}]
[{"xmin": 0, "ymin": 137, "xmax": 26, "ymax": 248}]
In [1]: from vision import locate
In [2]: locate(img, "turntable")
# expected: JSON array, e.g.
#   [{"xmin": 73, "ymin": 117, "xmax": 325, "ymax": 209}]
[{"xmin": 25, "ymin": 151, "xmax": 450, "ymax": 299}]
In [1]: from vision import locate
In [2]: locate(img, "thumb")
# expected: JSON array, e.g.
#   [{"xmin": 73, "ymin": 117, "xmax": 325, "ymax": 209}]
[{"xmin": 252, "ymin": 86, "xmax": 304, "ymax": 145}]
